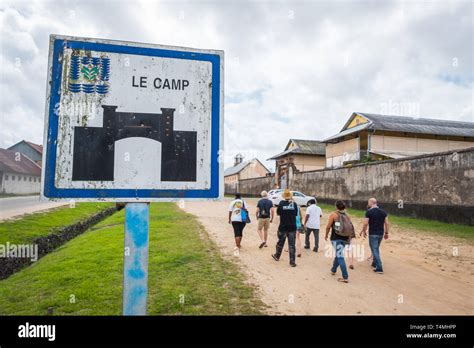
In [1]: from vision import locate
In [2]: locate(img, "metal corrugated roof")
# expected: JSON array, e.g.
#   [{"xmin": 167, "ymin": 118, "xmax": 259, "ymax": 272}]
[
  {"xmin": 8, "ymin": 140, "xmax": 43, "ymax": 154},
  {"xmin": 25, "ymin": 141, "xmax": 43, "ymax": 154},
  {"xmin": 359, "ymin": 113, "xmax": 474, "ymax": 137},
  {"xmin": 323, "ymin": 113, "xmax": 474, "ymax": 142},
  {"xmin": 0, "ymin": 149, "xmax": 41, "ymax": 176},
  {"xmin": 322, "ymin": 123, "xmax": 369, "ymax": 142},
  {"xmin": 268, "ymin": 139, "xmax": 326, "ymax": 159},
  {"xmin": 224, "ymin": 160, "xmax": 251, "ymax": 176},
  {"xmin": 290, "ymin": 139, "xmax": 326, "ymax": 154},
  {"xmin": 224, "ymin": 158, "xmax": 271, "ymax": 177}
]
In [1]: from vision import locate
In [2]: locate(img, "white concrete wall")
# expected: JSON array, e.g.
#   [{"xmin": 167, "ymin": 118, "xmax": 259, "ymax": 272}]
[{"xmin": 1, "ymin": 172, "xmax": 41, "ymax": 194}]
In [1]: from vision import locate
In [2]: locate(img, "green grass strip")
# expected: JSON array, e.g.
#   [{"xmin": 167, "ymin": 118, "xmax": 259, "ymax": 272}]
[
  {"xmin": 0, "ymin": 203, "xmax": 265, "ymax": 315},
  {"xmin": 0, "ymin": 203, "xmax": 115, "ymax": 245}
]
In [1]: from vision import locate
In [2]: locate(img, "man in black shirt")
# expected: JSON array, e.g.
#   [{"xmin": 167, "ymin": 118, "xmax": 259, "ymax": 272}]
[
  {"xmin": 272, "ymin": 189, "xmax": 298, "ymax": 267},
  {"xmin": 256, "ymin": 191, "xmax": 275, "ymax": 248},
  {"xmin": 360, "ymin": 198, "xmax": 390, "ymax": 274}
]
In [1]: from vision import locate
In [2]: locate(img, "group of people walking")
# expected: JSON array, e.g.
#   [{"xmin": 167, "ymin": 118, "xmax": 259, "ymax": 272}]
[{"xmin": 228, "ymin": 189, "xmax": 390, "ymax": 283}]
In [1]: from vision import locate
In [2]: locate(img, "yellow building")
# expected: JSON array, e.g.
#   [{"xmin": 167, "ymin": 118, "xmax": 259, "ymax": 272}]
[
  {"xmin": 268, "ymin": 139, "xmax": 326, "ymax": 189},
  {"xmin": 323, "ymin": 112, "xmax": 474, "ymax": 168},
  {"xmin": 224, "ymin": 154, "xmax": 271, "ymax": 192}
]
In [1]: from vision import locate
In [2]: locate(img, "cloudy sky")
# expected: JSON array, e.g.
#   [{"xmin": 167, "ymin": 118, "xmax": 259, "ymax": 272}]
[{"xmin": 1, "ymin": 0, "xmax": 473, "ymax": 170}]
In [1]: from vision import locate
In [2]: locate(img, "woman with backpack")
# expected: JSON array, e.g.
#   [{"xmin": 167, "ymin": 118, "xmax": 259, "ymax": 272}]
[
  {"xmin": 324, "ymin": 200, "xmax": 355, "ymax": 283},
  {"xmin": 228, "ymin": 193, "xmax": 250, "ymax": 256}
]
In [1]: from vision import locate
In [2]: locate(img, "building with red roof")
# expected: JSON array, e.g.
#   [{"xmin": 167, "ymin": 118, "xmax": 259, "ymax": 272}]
[{"xmin": 0, "ymin": 148, "xmax": 41, "ymax": 194}]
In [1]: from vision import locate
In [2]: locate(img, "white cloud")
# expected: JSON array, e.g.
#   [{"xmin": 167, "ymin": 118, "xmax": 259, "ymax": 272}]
[{"xmin": 0, "ymin": 0, "xmax": 472, "ymax": 171}]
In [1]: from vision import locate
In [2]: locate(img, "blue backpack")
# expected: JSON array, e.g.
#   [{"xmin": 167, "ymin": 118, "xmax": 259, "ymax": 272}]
[
  {"xmin": 240, "ymin": 200, "xmax": 250, "ymax": 223},
  {"xmin": 296, "ymin": 206, "xmax": 302, "ymax": 230}
]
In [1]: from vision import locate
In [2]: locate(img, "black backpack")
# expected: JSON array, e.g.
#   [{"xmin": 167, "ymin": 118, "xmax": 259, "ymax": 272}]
[{"xmin": 259, "ymin": 199, "xmax": 270, "ymax": 218}]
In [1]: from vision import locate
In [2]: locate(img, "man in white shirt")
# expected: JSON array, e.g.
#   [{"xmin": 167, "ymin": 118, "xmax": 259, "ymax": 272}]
[{"xmin": 303, "ymin": 199, "xmax": 322, "ymax": 252}]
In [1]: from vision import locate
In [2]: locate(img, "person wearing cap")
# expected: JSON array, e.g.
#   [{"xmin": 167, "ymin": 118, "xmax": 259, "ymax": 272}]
[{"xmin": 272, "ymin": 189, "xmax": 298, "ymax": 267}]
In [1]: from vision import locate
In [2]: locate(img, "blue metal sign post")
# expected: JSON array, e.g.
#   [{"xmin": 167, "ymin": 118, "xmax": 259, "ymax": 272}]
[{"xmin": 123, "ymin": 203, "xmax": 150, "ymax": 315}]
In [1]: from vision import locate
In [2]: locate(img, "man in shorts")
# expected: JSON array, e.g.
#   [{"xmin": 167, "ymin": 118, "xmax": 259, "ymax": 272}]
[{"xmin": 255, "ymin": 190, "xmax": 274, "ymax": 249}]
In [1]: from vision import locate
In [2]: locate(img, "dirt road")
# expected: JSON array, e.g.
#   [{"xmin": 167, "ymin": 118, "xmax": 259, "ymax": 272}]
[{"xmin": 183, "ymin": 198, "xmax": 473, "ymax": 315}]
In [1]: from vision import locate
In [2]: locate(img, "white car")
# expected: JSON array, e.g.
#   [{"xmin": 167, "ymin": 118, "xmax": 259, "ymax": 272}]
[
  {"xmin": 267, "ymin": 189, "xmax": 283, "ymax": 197},
  {"xmin": 269, "ymin": 190, "xmax": 316, "ymax": 207}
]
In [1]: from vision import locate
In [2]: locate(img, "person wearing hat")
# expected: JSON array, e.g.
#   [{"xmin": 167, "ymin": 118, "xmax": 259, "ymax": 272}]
[{"xmin": 272, "ymin": 189, "xmax": 298, "ymax": 267}]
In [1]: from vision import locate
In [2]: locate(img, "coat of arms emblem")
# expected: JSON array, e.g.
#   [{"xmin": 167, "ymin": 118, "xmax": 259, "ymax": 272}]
[{"xmin": 68, "ymin": 52, "xmax": 110, "ymax": 95}]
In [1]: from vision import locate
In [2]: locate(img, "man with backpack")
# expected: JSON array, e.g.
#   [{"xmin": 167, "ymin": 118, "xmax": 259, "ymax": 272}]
[
  {"xmin": 360, "ymin": 198, "xmax": 389, "ymax": 274},
  {"xmin": 256, "ymin": 191, "xmax": 274, "ymax": 249},
  {"xmin": 325, "ymin": 200, "xmax": 355, "ymax": 283},
  {"xmin": 272, "ymin": 189, "xmax": 298, "ymax": 267}
]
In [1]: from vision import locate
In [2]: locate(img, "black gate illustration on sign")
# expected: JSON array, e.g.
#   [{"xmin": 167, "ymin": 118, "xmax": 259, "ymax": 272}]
[{"xmin": 72, "ymin": 105, "xmax": 197, "ymax": 182}]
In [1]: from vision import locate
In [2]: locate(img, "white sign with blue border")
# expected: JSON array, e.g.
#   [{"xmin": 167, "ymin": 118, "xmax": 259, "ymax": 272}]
[{"xmin": 41, "ymin": 35, "xmax": 224, "ymax": 201}]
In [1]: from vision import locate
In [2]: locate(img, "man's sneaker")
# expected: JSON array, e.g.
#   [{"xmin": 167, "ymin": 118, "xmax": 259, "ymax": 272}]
[
  {"xmin": 313, "ymin": 247, "xmax": 318, "ymax": 252},
  {"xmin": 264, "ymin": 243, "xmax": 268, "ymax": 247},
  {"xmin": 304, "ymin": 246, "xmax": 310, "ymax": 249},
  {"xmin": 259, "ymin": 242, "xmax": 265, "ymax": 249},
  {"xmin": 373, "ymin": 269, "xmax": 384, "ymax": 274},
  {"xmin": 271, "ymin": 254, "xmax": 279, "ymax": 262},
  {"xmin": 290, "ymin": 263, "xmax": 297, "ymax": 267},
  {"xmin": 233, "ymin": 247, "xmax": 240, "ymax": 256}
]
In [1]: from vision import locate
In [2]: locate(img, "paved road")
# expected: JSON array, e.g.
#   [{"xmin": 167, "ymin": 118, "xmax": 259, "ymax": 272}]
[{"xmin": 0, "ymin": 195, "xmax": 68, "ymax": 221}]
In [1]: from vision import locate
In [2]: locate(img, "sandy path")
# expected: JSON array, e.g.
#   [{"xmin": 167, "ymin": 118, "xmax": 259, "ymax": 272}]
[{"xmin": 183, "ymin": 198, "xmax": 474, "ymax": 315}]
